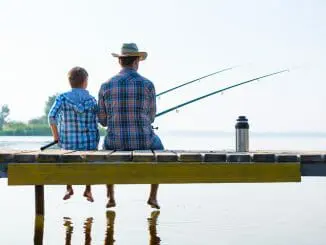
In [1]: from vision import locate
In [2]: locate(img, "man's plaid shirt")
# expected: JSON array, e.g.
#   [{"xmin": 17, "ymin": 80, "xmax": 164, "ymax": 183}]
[
  {"xmin": 48, "ymin": 89, "xmax": 99, "ymax": 150},
  {"xmin": 98, "ymin": 67, "xmax": 156, "ymax": 150}
]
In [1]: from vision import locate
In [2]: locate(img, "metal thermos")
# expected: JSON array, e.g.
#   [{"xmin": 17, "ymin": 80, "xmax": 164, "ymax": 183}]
[{"xmin": 235, "ymin": 116, "xmax": 249, "ymax": 152}]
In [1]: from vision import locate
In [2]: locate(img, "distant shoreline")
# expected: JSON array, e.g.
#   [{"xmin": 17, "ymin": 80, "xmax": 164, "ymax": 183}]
[
  {"xmin": 1, "ymin": 129, "xmax": 326, "ymax": 138},
  {"xmin": 0, "ymin": 126, "xmax": 106, "ymax": 136}
]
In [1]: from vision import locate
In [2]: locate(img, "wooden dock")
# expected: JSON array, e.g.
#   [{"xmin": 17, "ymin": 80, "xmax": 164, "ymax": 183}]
[{"xmin": 1, "ymin": 149, "xmax": 326, "ymax": 215}]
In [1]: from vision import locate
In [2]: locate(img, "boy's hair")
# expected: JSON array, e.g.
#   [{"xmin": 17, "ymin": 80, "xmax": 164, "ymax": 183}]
[
  {"xmin": 68, "ymin": 67, "xmax": 88, "ymax": 88},
  {"xmin": 119, "ymin": 56, "xmax": 139, "ymax": 67}
]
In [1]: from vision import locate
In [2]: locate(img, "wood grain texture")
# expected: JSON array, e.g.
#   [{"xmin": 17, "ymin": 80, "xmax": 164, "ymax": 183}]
[
  {"xmin": 62, "ymin": 151, "xmax": 83, "ymax": 162},
  {"xmin": 227, "ymin": 154, "xmax": 251, "ymax": 162},
  {"xmin": 0, "ymin": 150, "xmax": 22, "ymax": 163},
  {"xmin": 154, "ymin": 151, "xmax": 178, "ymax": 162},
  {"xmin": 203, "ymin": 153, "xmax": 227, "ymax": 162},
  {"xmin": 84, "ymin": 151, "xmax": 113, "ymax": 162},
  {"xmin": 37, "ymin": 150, "xmax": 73, "ymax": 163},
  {"xmin": 177, "ymin": 152, "xmax": 202, "ymax": 162},
  {"xmin": 252, "ymin": 154, "xmax": 275, "ymax": 162},
  {"xmin": 14, "ymin": 151, "xmax": 39, "ymax": 163},
  {"xmin": 107, "ymin": 151, "xmax": 132, "ymax": 162},
  {"xmin": 276, "ymin": 154, "xmax": 299, "ymax": 162},
  {"xmin": 8, "ymin": 162, "xmax": 301, "ymax": 185},
  {"xmin": 132, "ymin": 150, "xmax": 155, "ymax": 162}
]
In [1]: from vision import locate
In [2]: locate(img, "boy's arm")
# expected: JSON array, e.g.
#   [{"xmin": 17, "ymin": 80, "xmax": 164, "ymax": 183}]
[
  {"xmin": 50, "ymin": 124, "xmax": 59, "ymax": 141},
  {"xmin": 98, "ymin": 85, "xmax": 108, "ymax": 127},
  {"xmin": 48, "ymin": 95, "xmax": 62, "ymax": 141}
]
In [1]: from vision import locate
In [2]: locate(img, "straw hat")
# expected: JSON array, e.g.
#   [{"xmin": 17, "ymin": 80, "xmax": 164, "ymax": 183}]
[{"xmin": 111, "ymin": 43, "xmax": 147, "ymax": 61}]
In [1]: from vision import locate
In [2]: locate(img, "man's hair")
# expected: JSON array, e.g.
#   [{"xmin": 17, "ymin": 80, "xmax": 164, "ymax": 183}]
[
  {"xmin": 119, "ymin": 56, "xmax": 139, "ymax": 67},
  {"xmin": 68, "ymin": 67, "xmax": 88, "ymax": 88}
]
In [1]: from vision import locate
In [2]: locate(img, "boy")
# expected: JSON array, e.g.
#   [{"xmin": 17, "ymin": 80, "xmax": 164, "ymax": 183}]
[{"xmin": 48, "ymin": 66, "xmax": 99, "ymax": 202}]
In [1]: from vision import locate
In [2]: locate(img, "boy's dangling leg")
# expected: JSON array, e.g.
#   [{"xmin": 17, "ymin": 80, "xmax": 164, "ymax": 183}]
[
  {"xmin": 147, "ymin": 184, "xmax": 160, "ymax": 209},
  {"xmin": 106, "ymin": 184, "xmax": 116, "ymax": 208},
  {"xmin": 63, "ymin": 185, "xmax": 74, "ymax": 200},
  {"xmin": 83, "ymin": 185, "xmax": 94, "ymax": 202}
]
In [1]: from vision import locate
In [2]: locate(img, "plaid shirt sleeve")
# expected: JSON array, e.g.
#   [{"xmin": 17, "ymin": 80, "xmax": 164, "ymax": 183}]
[
  {"xmin": 98, "ymin": 85, "xmax": 107, "ymax": 126},
  {"xmin": 147, "ymin": 82, "xmax": 156, "ymax": 123},
  {"xmin": 48, "ymin": 95, "xmax": 63, "ymax": 125}
]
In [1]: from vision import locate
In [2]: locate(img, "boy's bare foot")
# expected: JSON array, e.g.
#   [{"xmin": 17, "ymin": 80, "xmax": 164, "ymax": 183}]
[
  {"xmin": 63, "ymin": 189, "xmax": 74, "ymax": 200},
  {"xmin": 147, "ymin": 199, "xmax": 160, "ymax": 209},
  {"xmin": 106, "ymin": 199, "xmax": 116, "ymax": 208},
  {"xmin": 83, "ymin": 190, "xmax": 94, "ymax": 202}
]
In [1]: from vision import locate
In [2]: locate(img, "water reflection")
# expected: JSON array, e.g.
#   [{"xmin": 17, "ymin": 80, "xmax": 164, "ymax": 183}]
[
  {"xmin": 148, "ymin": 211, "xmax": 161, "ymax": 245},
  {"xmin": 104, "ymin": 211, "xmax": 116, "ymax": 245},
  {"xmin": 63, "ymin": 217, "xmax": 73, "ymax": 245},
  {"xmin": 64, "ymin": 217, "xmax": 94, "ymax": 245},
  {"xmin": 33, "ymin": 211, "xmax": 161, "ymax": 245},
  {"xmin": 34, "ymin": 215, "xmax": 44, "ymax": 245},
  {"xmin": 84, "ymin": 217, "xmax": 93, "ymax": 245}
]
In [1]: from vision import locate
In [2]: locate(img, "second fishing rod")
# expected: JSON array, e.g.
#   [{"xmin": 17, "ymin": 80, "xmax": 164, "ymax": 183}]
[
  {"xmin": 156, "ymin": 69, "xmax": 289, "ymax": 118},
  {"xmin": 156, "ymin": 66, "xmax": 236, "ymax": 97}
]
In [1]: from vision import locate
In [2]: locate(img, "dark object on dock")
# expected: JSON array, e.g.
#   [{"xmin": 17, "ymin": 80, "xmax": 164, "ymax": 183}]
[
  {"xmin": 235, "ymin": 116, "xmax": 249, "ymax": 152},
  {"xmin": 40, "ymin": 140, "xmax": 58, "ymax": 151}
]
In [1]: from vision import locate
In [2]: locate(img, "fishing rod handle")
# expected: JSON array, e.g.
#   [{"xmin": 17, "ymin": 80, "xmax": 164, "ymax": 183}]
[{"xmin": 40, "ymin": 140, "xmax": 59, "ymax": 151}]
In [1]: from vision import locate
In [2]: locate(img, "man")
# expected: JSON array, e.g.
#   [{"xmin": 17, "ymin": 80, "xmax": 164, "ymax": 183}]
[{"xmin": 98, "ymin": 43, "xmax": 164, "ymax": 209}]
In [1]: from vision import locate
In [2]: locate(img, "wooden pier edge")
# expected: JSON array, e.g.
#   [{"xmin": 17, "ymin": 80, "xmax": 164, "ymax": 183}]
[
  {"xmin": 8, "ymin": 162, "xmax": 301, "ymax": 185},
  {"xmin": 3, "ymin": 149, "xmax": 326, "ymax": 217}
]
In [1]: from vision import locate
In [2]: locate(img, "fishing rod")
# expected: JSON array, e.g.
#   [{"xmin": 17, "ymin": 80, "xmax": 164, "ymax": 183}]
[
  {"xmin": 156, "ymin": 66, "xmax": 236, "ymax": 97},
  {"xmin": 40, "ymin": 140, "xmax": 58, "ymax": 151},
  {"xmin": 155, "ymin": 69, "xmax": 289, "ymax": 118}
]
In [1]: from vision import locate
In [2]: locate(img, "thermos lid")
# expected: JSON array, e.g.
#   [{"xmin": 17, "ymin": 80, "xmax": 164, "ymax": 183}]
[
  {"xmin": 237, "ymin": 116, "xmax": 248, "ymax": 122},
  {"xmin": 235, "ymin": 116, "xmax": 249, "ymax": 129}
]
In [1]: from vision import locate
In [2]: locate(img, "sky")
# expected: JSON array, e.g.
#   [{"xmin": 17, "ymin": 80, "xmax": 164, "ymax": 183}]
[{"xmin": 0, "ymin": 0, "xmax": 325, "ymax": 132}]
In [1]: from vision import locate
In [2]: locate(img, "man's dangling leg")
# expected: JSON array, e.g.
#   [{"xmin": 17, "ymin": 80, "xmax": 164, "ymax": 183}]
[{"xmin": 106, "ymin": 184, "xmax": 116, "ymax": 208}]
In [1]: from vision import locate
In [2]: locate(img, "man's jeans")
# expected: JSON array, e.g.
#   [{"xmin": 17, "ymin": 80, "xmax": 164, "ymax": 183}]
[{"xmin": 103, "ymin": 134, "xmax": 164, "ymax": 150}]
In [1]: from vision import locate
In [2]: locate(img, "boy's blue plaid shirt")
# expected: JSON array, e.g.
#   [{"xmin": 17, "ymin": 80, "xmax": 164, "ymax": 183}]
[
  {"xmin": 48, "ymin": 88, "xmax": 99, "ymax": 150},
  {"xmin": 98, "ymin": 67, "xmax": 157, "ymax": 150}
]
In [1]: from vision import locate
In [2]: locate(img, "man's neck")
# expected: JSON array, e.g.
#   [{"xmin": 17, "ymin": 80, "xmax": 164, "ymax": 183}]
[{"xmin": 121, "ymin": 63, "xmax": 138, "ymax": 70}]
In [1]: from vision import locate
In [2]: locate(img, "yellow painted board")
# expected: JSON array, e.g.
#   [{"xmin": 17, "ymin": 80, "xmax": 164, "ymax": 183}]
[{"xmin": 8, "ymin": 162, "xmax": 301, "ymax": 185}]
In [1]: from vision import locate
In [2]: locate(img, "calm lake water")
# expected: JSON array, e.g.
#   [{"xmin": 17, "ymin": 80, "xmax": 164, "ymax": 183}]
[{"xmin": 1, "ymin": 134, "xmax": 326, "ymax": 245}]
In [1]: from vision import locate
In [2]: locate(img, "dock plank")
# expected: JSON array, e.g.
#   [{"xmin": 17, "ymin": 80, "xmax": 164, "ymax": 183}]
[
  {"xmin": 252, "ymin": 154, "xmax": 275, "ymax": 162},
  {"xmin": 203, "ymin": 153, "xmax": 227, "ymax": 162},
  {"xmin": 14, "ymin": 151, "xmax": 40, "ymax": 163},
  {"xmin": 177, "ymin": 152, "xmax": 202, "ymax": 162},
  {"xmin": 132, "ymin": 150, "xmax": 155, "ymax": 162},
  {"xmin": 154, "ymin": 151, "xmax": 178, "ymax": 162},
  {"xmin": 107, "ymin": 151, "xmax": 132, "ymax": 162},
  {"xmin": 276, "ymin": 154, "xmax": 299, "ymax": 162},
  {"xmin": 227, "ymin": 153, "xmax": 251, "ymax": 163},
  {"xmin": 62, "ymin": 151, "xmax": 84, "ymax": 162},
  {"xmin": 37, "ymin": 150, "xmax": 74, "ymax": 163},
  {"xmin": 84, "ymin": 151, "xmax": 113, "ymax": 162},
  {"xmin": 0, "ymin": 150, "xmax": 23, "ymax": 163}
]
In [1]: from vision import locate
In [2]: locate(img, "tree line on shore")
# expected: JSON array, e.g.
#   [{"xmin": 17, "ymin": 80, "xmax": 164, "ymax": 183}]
[{"xmin": 0, "ymin": 95, "xmax": 105, "ymax": 136}]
